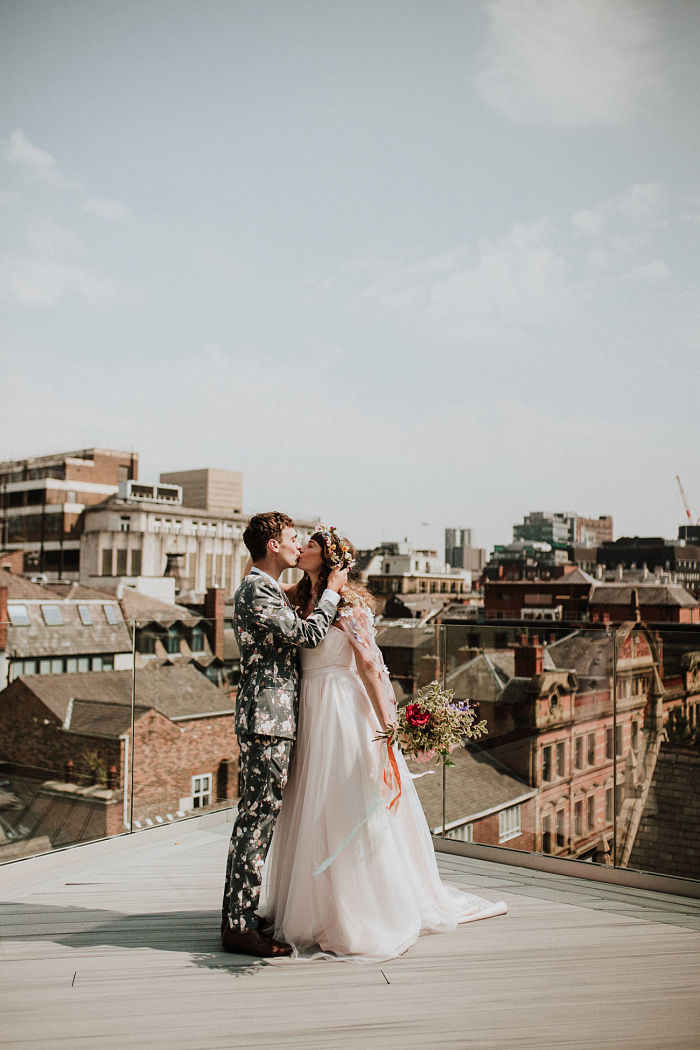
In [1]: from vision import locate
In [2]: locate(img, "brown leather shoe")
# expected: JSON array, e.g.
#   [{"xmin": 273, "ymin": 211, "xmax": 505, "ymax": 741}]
[{"xmin": 221, "ymin": 925, "xmax": 293, "ymax": 957}]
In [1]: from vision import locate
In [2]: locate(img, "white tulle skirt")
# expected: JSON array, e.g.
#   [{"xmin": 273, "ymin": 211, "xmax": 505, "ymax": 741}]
[{"xmin": 259, "ymin": 663, "xmax": 507, "ymax": 962}]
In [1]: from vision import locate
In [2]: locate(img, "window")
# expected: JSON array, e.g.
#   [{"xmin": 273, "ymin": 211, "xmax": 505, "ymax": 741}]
[
  {"xmin": 8, "ymin": 604, "xmax": 30, "ymax": 626},
  {"xmin": 574, "ymin": 800, "xmax": 584, "ymax": 838},
  {"xmin": 130, "ymin": 548, "xmax": 142, "ymax": 576},
  {"xmin": 542, "ymin": 813, "xmax": 553, "ymax": 854},
  {"xmin": 116, "ymin": 548, "xmax": 127, "ymax": 575},
  {"xmin": 103, "ymin": 605, "xmax": 119, "ymax": 625},
  {"xmin": 119, "ymin": 516, "xmax": 130, "ymax": 533},
  {"xmin": 605, "ymin": 727, "xmax": 614, "ymax": 760},
  {"xmin": 542, "ymin": 745, "xmax": 552, "ymax": 782},
  {"xmin": 191, "ymin": 626, "xmax": 205, "ymax": 653},
  {"xmin": 587, "ymin": 731, "xmax": 596, "ymax": 766},
  {"xmin": 631, "ymin": 720, "xmax": 639, "ymax": 750},
  {"xmin": 605, "ymin": 787, "xmax": 614, "ymax": 823},
  {"xmin": 66, "ymin": 657, "xmax": 78, "ymax": 672},
  {"xmin": 574, "ymin": 736, "xmax": 584, "ymax": 770},
  {"xmin": 51, "ymin": 658, "xmax": 63, "ymax": 673},
  {"xmin": 101, "ymin": 548, "xmax": 113, "ymax": 576},
  {"xmin": 556, "ymin": 741, "xmax": 566, "ymax": 778},
  {"xmin": 587, "ymin": 794, "xmax": 596, "ymax": 830},
  {"xmin": 78, "ymin": 604, "xmax": 93, "ymax": 625},
  {"xmin": 446, "ymin": 823, "xmax": 473, "ymax": 843},
  {"xmin": 192, "ymin": 774, "xmax": 212, "ymax": 809},
  {"xmin": 498, "ymin": 805, "xmax": 521, "ymax": 843},
  {"xmin": 78, "ymin": 656, "xmax": 90, "ymax": 671},
  {"xmin": 556, "ymin": 808, "xmax": 566, "ymax": 848},
  {"xmin": 41, "ymin": 604, "xmax": 64, "ymax": 626},
  {"xmin": 166, "ymin": 627, "xmax": 180, "ymax": 654},
  {"xmin": 92, "ymin": 655, "xmax": 103, "ymax": 671},
  {"xmin": 102, "ymin": 655, "xmax": 114, "ymax": 671},
  {"xmin": 40, "ymin": 658, "xmax": 51, "ymax": 674},
  {"xmin": 615, "ymin": 724, "xmax": 624, "ymax": 757}
]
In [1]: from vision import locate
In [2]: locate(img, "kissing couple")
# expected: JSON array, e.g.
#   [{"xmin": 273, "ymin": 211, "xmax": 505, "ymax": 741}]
[{"xmin": 220, "ymin": 512, "xmax": 506, "ymax": 962}]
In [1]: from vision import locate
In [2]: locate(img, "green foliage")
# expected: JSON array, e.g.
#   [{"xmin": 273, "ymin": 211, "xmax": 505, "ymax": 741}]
[
  {"xmin": 378, "ymin": 680, "xmax": 488, "ymax": 767},
  {"xmin": 81, "ymin": 749, "xmax": 108, "ymax": 786}
]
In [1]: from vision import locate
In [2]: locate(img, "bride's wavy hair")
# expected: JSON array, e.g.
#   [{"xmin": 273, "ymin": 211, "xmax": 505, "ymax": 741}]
[{"xmin": 295, "ymin": 529, "xmax": 374, "ymax": 614}]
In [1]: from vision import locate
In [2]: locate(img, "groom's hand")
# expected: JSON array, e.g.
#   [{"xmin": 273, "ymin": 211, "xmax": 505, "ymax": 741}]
[{"xmin": 327, "ymin": 566, "xmax": 349, "ymax": 594}]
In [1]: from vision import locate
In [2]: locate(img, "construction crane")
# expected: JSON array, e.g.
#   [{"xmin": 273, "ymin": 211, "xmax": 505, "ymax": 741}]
[{"xmin": 675, "ymin": 474, "xmax": 699, "ymax": 524}]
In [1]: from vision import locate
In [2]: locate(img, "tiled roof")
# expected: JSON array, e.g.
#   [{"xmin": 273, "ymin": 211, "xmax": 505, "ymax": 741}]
[
  {"xmin": 547, "ymin": 630, "xmax": 611, "ymax": 690},
  {"xmin": 5, "ymin": 605, "xmax": 131, "ymax": 659},
  {"xmin": 48, "ymin": 582, "xmax": 120, "ymax": 601},
  {"xmin": 376, "ymin": 624, "xmax": 436, "ymax": 649},
  {"xmin": 590, "ymin": 584, "xmax": 698, "ymax": 608},
  {"xmin": 445, "ymin": 651, "xmax": 514, "ymax": 704},
  {"xmin": 66, "ymin": 699, "xmax": 151, "ymax": 738},
  {"xmin": 12, "ymin": 664, "xmax": 233, "ymax": 723},
  {"xmin": 0, "ymin": 572, "xmax": 54, "ymax": 600},
  {"xmin": 408, "ymin": 744, "xmax": 534, "ymax": 830},
  {"xmin": 118, "ymin": 588, "xmax": 200, "ymax": 625}
]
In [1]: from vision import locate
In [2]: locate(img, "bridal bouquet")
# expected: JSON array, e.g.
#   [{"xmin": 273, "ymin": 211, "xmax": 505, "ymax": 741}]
[{"xmin": 378, "ymin": 679, "xmax": 487, "ymax": 767}]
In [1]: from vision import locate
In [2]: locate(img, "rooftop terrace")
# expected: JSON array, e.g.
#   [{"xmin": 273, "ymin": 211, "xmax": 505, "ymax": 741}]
[{"xmin": 2, "ymin": 811, "xmax": 699, "ymax": 1049}]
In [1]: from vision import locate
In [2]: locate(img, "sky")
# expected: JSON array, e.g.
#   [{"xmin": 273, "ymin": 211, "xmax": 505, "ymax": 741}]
[{"xmin": 1, "ymin": 0, "xmax": 699, "ymax": 555}]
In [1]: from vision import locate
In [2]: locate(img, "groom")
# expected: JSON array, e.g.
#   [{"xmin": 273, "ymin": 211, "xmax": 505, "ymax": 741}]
[{"xmin": 221, "ymin": 511, "xmax": 347, "ymax": 957}]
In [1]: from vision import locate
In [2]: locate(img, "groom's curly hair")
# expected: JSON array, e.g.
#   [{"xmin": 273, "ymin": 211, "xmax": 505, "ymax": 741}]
[{"xmin": 243, "ymin": 511, "xmax": 295, "ymax": 561}]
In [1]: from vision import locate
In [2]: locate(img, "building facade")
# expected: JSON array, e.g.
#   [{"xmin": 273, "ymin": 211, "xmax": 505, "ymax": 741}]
[{"xmin": 0, "ymin": 449, "xmax": 138, "ymax": 580}]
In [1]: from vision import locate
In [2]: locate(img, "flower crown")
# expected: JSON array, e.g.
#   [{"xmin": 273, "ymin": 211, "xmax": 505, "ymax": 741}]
[{"xmin": 313, "ymin": 523, "xmax": 356, "ymax": 571}]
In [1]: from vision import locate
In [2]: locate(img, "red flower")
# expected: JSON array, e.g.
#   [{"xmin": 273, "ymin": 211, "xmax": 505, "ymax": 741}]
[{"xmin": 405, "ymin": 704, "xmax": 431, "ymax": 728}]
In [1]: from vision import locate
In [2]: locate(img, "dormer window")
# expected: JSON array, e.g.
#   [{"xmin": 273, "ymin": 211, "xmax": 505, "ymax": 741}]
[
  {"xmin": 41, "ymin": 604, "xmax": 63, "ymax": 626},
  {"xmin": 103, "ymin": 605, "xmax": 119, "ymax": 625},
  {"xmin": 78, "ymin": 604, "xmax": 93, "ymax": 625},
  {"xmin": 8, "ymin": 603, "xmax": 30, "ymax": 626}
]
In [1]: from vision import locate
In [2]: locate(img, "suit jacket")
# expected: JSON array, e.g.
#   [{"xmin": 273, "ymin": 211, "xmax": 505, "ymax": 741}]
[{"xmin": 232, "ymin": 568, "xmax": 337, "ymax": 740}]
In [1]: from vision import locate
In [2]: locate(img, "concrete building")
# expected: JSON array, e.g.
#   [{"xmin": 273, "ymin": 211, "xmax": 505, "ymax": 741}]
[
  {"xmin": 159, "ymin": 468, "xmax": 243, "ymax": 516},
  {"xmin": 597, "ymin": 536, "xmax": 700, "ymax": 597},
  {"xmin": 444, "ymin": 527, "xmax": 486, "ymax": 573},
  {"xmin": 0, "ymin": 449, "xmax": 138, "ymax": 581},
  {"xmin": 366, "ymin": 540, "xmax": 472, "ymax": 606},
  {"xmin": 513, "ymin": 511, "xmax": 613, "ymax": 548}
]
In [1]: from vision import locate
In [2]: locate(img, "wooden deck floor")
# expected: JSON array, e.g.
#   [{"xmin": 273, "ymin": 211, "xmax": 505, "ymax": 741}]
[{"xmin": 1, "ymin": 811, "xmax": 699, "ymax": 1049}]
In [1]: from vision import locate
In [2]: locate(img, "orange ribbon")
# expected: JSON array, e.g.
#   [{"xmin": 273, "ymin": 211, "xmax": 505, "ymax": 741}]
[{"xmin": 383, "ymin": 742, "xmax": 402, "ymax": 811}]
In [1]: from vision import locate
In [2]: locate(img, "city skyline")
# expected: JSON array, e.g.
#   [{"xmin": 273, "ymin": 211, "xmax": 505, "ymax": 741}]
[{"xmin": 1, "ymin": 1, "xmax": 699, "ymax": 555}]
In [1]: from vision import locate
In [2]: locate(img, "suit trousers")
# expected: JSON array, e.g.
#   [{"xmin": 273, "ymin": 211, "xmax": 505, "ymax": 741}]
[{"xmin": 221, "ymin": 734, "xmax": 293, "ymax": 933}]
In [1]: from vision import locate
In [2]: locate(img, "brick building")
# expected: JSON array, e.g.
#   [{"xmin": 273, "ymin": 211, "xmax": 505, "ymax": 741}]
[
  {"xmin": 443, "ymin": 626, "xmax": 665, "ymax": 864},
  {"xmin": 0, "ymin": 448, "xmax": 138, "ymax": 579},
  {"xmin": 409, "ymin": 745, "xmax": 536, "ymax": 851},
  {"xmin": 0, "ymin": 664, "xmax": 238, "ymax": 850}
]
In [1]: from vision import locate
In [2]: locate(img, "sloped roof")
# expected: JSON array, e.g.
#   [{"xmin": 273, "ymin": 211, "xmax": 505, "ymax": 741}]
[
  {"xmin": 547, "ymin": 630, "xmax": 611, "ymax": 690},
  {"xmin": 48, "ymin": 582, "xmax": 119, "ymax": 601},
  {"xmin": 445, "ymin": 651, "xmax": 514, "ymax": 704},
  {"xmin": 590, "ymin": 584, "xmax": 698, "ymax": 608},
  {"xmin": 376, "ymin": 624, "xmax": 436, "ymax": 649},
  {"xmin": 408, "ymin": 745, "xmax": 534, "ymax": 831},
  {"xmin": 118, "ymin": 588, "xmax": 200, "ymax": 625},
  {"xmin": 11, "ymin": 664, "xmax": 233, "ymax": 723},
  {"xmin": 558, "ymin": 567, "xmax": 597, "ymax": 585},
  {"xmin": 1, "ymin": 573, "xmax": 55, "ymax": 600},
  {"xmin": 66, "ymin": 699, "xmax": 151, "ymax": 738}
]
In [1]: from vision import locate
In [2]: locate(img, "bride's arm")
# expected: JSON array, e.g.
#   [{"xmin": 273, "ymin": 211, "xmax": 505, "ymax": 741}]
[{"xmin": 336, "ymin": 603, "xmax": 397, "ymax": 731}]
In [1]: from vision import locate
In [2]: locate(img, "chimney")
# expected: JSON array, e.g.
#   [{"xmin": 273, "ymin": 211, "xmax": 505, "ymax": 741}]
[
  {"xmin": 0, "ymin": 585, "xmax": 7, "ymax": 651},
  {"xmin": 204, "ymin": 587, "xmax": 225, "ymax": 661},
  {"xmin": 514, "ymin": 634, "xmax": 544, "ymax": 678}
]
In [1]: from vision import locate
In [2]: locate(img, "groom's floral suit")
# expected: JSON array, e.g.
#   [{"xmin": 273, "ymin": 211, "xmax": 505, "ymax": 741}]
[{"xmin": 221, "ymin": 567, "xmax": 338, "ymax": 933}]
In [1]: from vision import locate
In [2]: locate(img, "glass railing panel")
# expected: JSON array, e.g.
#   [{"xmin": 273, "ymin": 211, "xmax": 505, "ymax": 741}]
[
  {"xmin": 612, "ymin": 623, "xmax": 700, "ymax": 880},
  {"xmin": 433, "ymin": 621, "xmax": 619, "ymax": 865},
  {"xmin": 128, "ymin": 616, "xmax": 237, "ymax": 831},
  {"xmin": 0, "ymin": 616, "xmax": 130, "ymax": 862}
]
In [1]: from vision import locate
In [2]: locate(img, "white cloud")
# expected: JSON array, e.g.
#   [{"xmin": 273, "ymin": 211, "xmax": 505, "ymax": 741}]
[
  {"xmin": 84, "ymin": 197, "xmax": 130, "ymax": 221},
  {"xmin": 474, "ymin": 0, "xmax": 659, "ymax": 126},
  {"xmin": 7, "ymin": 128, "xmax": 82, "ymax": 190},
  {"xmin": 0, "ymin": 254, "xmax": 137, "ymax": 308}
]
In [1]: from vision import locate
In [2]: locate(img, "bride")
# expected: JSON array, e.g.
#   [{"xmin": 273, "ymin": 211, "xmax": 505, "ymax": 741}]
[{"xmin": 258, "ymin": 525, "xmax": 507, "ymax": 962}]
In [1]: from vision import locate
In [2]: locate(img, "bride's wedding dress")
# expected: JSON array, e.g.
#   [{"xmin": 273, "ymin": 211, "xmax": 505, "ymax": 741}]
[{"xmin": 259, "ymin": 611, "xmax": 507, "ymax": 962}]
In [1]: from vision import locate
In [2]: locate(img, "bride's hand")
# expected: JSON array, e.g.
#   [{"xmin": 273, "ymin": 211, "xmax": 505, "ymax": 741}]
[{"xmin": 327, "ymin": 566, "xmax": 349, "ymax": 594}]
